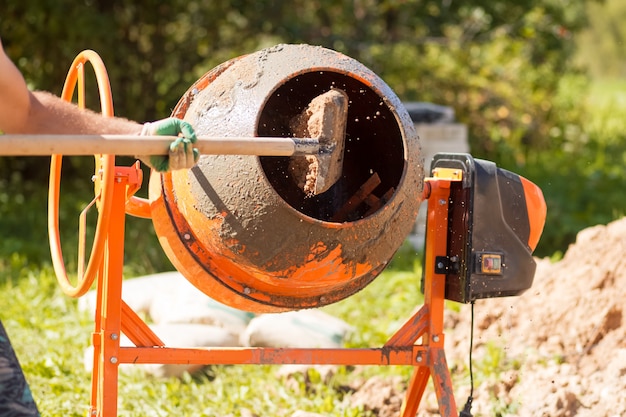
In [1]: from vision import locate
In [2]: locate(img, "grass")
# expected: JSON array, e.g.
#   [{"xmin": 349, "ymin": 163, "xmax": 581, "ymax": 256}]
[
  {"xmin": 520, "ymin": 76, "xmax": 626, "ymax": 256},
  {"xmin": 585, "ymin": 78, "xmax": 626, "ymax": 146},
  {"xmin": 1, "ymin": 242, "xmax": 429, "ymax": 417},
  {"xmin": 0, "ymin": 153, "xmax": 434, "ymax": 416}
]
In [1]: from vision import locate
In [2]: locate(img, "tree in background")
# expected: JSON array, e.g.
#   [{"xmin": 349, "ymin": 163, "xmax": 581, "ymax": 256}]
[
  {"xmin": 2, "ymin": 0, "xmax": 586, "ymax": 139},
  {"xmin": 575, "ymin": 0, "xmax": 626, "ymax": 79},
  {"xmin": 0, "ymin": 0, "xmax": 616, "ymax": 259}
]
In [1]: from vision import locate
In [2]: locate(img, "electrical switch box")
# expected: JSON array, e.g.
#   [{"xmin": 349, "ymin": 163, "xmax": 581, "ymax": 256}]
[{"xmin": 425, "ymin": 153, "xmax": 547, "ymax": 303}]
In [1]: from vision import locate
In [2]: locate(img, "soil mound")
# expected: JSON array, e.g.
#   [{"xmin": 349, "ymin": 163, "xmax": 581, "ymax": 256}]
[{"xmin": 354, "ymin": 217, "xmax": 626, "ymax": 416}]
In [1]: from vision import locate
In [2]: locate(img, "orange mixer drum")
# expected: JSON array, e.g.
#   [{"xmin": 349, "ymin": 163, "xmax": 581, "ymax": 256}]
[{"xmin": 149, "ymin": 44, "xmax": 424, "ymax": 313}]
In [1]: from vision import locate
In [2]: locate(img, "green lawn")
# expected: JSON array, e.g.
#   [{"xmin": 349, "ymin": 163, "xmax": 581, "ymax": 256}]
[
  {"xmin": 1, "ymin": 245, "xmax": 427, "ymax": 417},
  {"xmin": 585, "ymin": 78, "xmax": 626, "ymax": 141}
]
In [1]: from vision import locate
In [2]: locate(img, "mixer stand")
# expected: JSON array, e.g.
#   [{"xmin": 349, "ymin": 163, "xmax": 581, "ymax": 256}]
[{"xmin": 84, "ymin": 162, "xmax": 460, "ymax": 417}]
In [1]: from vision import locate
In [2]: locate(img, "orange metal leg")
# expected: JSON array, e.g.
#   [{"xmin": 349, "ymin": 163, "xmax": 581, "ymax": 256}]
[
  {"xmin": 120, "ymin": 301, "xmax": 164, "ymax": 347},
  {"xmin": 399, "ymin": 178, "xmax": 459, "ymax": 417},
  {"xmin": 401, "ymin": 365, "xmax": 431, "ymax": 417},
  {"xmin": 430, "ymin": 347, "xmax": 457, "ymax": 416},
  {"xmin": 89, "ymin": 168, "xmax": 133, "ymax": 417},
  {"xmin": 89, "ymin": 262, "xmax": 105, "ymax": 415}
]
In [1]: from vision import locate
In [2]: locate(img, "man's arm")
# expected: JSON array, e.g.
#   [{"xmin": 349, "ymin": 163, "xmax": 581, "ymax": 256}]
[
  {"xmin": 24, "ymin": 92, "xmax": 198, "ymax": 171},
  {"xmin": 0, "ymin": 38, "xmax": 198, "ymax": 171},
  {"xmin": 1, "ymin": 38, "xmax": 141, "ymax": 135},
  {"xmin": 0, "ymin": 39, "xmax": 30, "ymax": 134},
  {"xmin": 26, "ymin": 91, "xmax": 142, "ymax": 135}
]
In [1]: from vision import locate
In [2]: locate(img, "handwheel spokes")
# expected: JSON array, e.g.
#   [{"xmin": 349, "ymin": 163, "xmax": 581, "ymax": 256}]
[{"xmin": 77, "ymin": 192, "xmax": 100, "ymax": 280}]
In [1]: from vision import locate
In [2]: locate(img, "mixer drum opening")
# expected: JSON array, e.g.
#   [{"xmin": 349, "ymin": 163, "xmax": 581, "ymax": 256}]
[
  {"xmin": 149, "ymin": 44, "xmax": 424, "ymax": 313},
  {"xmin": 259, "ymin": 71, "xmax": 405, "ymax": 222}
]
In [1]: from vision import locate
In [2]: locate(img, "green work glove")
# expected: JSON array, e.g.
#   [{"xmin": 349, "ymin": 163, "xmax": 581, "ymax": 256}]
[{"xmin": 136, "ymin": 118, "xmax": 200, "ymax": 172}]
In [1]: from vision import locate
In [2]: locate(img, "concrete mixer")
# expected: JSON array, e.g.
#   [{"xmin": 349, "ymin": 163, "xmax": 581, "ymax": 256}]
[
  {"xmin": 0, "ymin": 44, "xmax": 546, "ymax": 417},
  {"xmin": 149, "ymin": 44, "xmax": 424, "ymax": 313}
]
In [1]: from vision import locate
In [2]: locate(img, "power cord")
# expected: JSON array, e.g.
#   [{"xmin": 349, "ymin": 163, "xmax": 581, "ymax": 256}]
[{"xmin": 459, "ymin": 300, "xmax": 475, "ymax": 417}]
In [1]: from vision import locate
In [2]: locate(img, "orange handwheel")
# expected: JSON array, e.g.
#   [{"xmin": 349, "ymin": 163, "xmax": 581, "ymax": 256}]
[{"xmin": 48, "ymin": 50, "xmax": 116, "ymax": 297}]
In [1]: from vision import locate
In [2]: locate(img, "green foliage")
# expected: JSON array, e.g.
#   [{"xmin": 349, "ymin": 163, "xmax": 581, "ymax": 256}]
[
  {"xmin": 1, "ymin": 0, "xmax": 603, "ymax": 257},
  {"xmin": 2, "ymin": 0, "xmax": 585, "ymax": 151},
  {"xmin": 0, "ymin": 162, "xmax": 52, "ymax": 263},
  {"xmin": 1, "ymin": 266, "xmax": 92, "ymax": 417},
  {"xmin": 575, "ymin": 0, "xmax": 626, "ymax": 78},
  {"xmin": 0, "ymin": 155, "xmax": 173, "ymax": 273},
  {"xmin": 0, "ymin": 251, "xmax": 428, "ymax": 416},
  {"xmin": 474, "ymin": 341, "xmax": 521, "ymax": 381},
  {"xmin": 325, "ymin": 261, "xmax": 423, "ymax": 349},
  {"xmin": 364, "ymin": 4, "xmax": 585, "ymax": 165},
  {"xmin": 518, "ymin": 77, "xmax": 626, "ymax": 256}
]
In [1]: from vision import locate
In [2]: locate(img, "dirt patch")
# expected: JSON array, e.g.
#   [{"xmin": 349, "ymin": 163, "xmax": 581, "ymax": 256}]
[
  {"xmin": 349, "ymin": 376, "xmax": 405, "ymax": 417},
  {"xmin": 350, "ymin": 217, "xmax": 626, "ymax": 416}
]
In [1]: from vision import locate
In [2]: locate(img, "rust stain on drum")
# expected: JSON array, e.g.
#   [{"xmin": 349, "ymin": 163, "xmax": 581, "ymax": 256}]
[{"xmin": 149, "ymin": 44, "xmax": 424, "ymax": 313}]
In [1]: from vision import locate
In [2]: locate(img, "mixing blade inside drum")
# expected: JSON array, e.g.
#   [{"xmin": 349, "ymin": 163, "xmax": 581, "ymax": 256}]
[{"xmin": 258, "ymin": 71, "xmax": 405, "ymax": 223}]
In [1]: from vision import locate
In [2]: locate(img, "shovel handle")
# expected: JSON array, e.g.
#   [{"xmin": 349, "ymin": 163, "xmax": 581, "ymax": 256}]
[{"xmin": 0, "ymin": 135, "xmax": 320, "ymax": 156}]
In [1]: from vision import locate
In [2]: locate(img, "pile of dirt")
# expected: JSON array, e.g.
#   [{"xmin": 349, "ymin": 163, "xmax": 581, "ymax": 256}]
[{"xmin": 351, "ymin": 217, "xmax": 626, "ymax": 417}]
